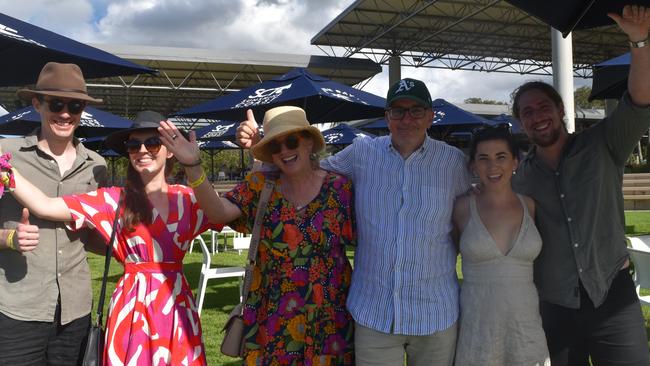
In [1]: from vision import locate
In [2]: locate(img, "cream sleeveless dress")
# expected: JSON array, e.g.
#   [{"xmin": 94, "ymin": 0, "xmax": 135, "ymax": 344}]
[{"xmin": 455, "ymin": 195, "xmax": 550, "ymax": 366}]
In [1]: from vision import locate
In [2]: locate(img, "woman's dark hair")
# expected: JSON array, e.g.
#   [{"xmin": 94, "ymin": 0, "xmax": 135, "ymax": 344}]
[
  {"xmin": 511, "ymin": 81, "xmax": 564, "ymax": 120},
  {"xmin": 122, "ymin": 143, "xmax": 177, "ymax": 231},
  {"xmin": 469, "ymin": 124, "xmax": 518, "ymax": 163}
]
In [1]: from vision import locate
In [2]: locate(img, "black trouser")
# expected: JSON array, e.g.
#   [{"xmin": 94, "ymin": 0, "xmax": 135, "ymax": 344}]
[
  {"xmin": 0, "ymin": 301, "xmax": 90, "ymax": 366},
  {"xmin": 540, "ymin": 269, "xmax": 650, "ymax": 366}
]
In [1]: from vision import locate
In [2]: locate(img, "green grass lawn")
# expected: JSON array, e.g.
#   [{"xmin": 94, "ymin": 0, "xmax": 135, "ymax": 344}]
[{"xmin": 88, "ymin": 213, "xmax": 650, "ymax": 364}]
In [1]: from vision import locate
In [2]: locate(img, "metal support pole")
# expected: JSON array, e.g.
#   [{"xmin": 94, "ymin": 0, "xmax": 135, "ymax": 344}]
[
  {"xmin": 551, "ymin": 28, "xmax": 575, "ymax": 132},
  {"xmin": 389, "ymin": 54, "xmax": 401, "ymax": 87}
]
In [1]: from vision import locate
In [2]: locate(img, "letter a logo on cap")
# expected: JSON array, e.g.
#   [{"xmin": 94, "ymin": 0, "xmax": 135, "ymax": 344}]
[{"xmin": 395, "ymin": 79, "xmax": 414, "ymax": 94}]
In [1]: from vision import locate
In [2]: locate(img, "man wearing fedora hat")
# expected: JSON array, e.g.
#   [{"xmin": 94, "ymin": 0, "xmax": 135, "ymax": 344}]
[
  {"xmin": 0, "ymin": 62, "xmax": 108, "ymax": 365},
  {"xmin": 238, "ymin": 78, "xmax": 470, "ymax": 365}
]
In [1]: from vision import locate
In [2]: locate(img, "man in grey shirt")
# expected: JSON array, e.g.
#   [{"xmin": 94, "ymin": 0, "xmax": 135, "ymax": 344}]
[
  {"xmin": 0, "ymin": 62, "xmax": 108, "ymax": 365},
  {"xmin": 511, "ymin": 5, "xmax": 650, "ymax": 365}
]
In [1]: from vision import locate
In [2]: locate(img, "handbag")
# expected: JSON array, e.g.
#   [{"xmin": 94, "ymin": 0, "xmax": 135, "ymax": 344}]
[
  {"xmin": 82, "ymin": 195, "xmax": 122, "ymax": 366},
  {"xmin": 220, "ymin": 179, "xmax": 275, "ymax": 358}
]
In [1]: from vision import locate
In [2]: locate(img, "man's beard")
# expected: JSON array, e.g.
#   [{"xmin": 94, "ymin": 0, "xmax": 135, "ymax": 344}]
[{"xmin": 530, "ymin": 125, "xmax": 562, "ymax": 148}]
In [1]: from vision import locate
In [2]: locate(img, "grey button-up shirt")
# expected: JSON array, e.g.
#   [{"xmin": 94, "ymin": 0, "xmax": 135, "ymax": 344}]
[
  {"xmin": 0, "ymin": 133, "xmax": 107, "ymax": 324},
  {"xmin": 513, "ymin": 93, "xmax": 650, "ymax": 309}
]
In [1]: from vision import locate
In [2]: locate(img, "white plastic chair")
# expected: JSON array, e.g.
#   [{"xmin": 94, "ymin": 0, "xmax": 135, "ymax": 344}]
[
  {"xmin": 193, "ymin": 235, "xmax": 245, "ymax": 316},
  {"xmin": 233, "ymin": 235, "xmax": 251, "ymax": 255},
  {"xmin": 628, "ymin": 247, "xmax": 650, "ymax": 307},
  {"xmin": 628, "ymin": 235, "xmax": 650, "ymax": 251},
  {"xmin": 211, "ymin": 226, "xmax": 239, "ymax": 253}
]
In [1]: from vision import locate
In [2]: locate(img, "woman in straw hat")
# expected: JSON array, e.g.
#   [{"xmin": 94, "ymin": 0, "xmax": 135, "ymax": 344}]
[
  {"xmin": 1, "ymin": 110, "xmax": 219, "ymax": 365},
  {"xmin": 163, "ymin": 106, "xmax": 356, "ymax": 365}
]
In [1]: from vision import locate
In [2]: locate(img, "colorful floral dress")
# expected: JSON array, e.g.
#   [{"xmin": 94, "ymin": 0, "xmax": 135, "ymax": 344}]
[
  {"xmin": 224, "ymin": 171, "xmax": 355, "ymax": 366},
  {"xmin": 63, "ymin": 185, "xmax": 216, "ymax": 366}
]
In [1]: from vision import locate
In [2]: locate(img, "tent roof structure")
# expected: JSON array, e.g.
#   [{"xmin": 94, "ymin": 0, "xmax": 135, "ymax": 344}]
[
  {"xmin": 311, "ymin": 0, "xmax": 629, "ymax": 78},
  {"xmin": 0, "ymin": 44, "xmax": 382, "ymax": 123}
]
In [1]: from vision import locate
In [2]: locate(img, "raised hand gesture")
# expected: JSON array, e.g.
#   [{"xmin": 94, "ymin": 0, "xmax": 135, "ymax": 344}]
[
  {"xmin": 608, "ymin": 5, "xmax": 650, "ymax": 42},
  {"xmin": 158, "ymin": 120, "xmax": 201, "ymax": 166},
  {"xmin": 14, "ymin": 208, "xmax": 39, "ymax": 252},
  {"xmin": 236, "ymin": 109, "xmax": 261, "ymax": 149}
]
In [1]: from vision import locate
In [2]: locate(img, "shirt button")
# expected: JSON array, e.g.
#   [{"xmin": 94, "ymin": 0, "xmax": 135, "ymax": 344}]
[
  {"xmin": 574, "ymin": 243, "xmax": 579, "ymax": 248},
  {"xmin": 567, "ymin": 217, "xmax": 572, "ymax": 222},
  {"xmin": 58, "ymin": 250, "xmax": 62, "ymax": 254},
  {"xmin": 560, "ymin": 193, "xmax": 565, "ymax": 198},
  {"xmin": 57, "ymin": 273, "xmax": 61, "ymax": 277},
  {"xmin": 579, "ymin": 268, "xmax": 583, "ymax": 273},
  {"xmin": 555, "ymin": 172, "xmax": 560, "ymax": 176}
]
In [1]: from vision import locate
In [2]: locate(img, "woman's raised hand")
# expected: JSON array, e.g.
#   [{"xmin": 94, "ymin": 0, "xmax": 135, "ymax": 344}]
[
  {"xmin": 236, "ymin": 109, "xmax": 261, "ymax": 149},
  {"xmin": 158, "ymin": 120, "xmax": 201, "ymax": 166}
]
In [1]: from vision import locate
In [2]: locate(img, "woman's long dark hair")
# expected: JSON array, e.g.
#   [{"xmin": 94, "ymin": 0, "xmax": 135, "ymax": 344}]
[{"xmin": 122, "ymin": 153, "xmax": 177, "ymax": 231}]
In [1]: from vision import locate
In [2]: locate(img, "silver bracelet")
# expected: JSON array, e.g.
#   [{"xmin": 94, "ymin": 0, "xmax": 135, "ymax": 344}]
[{"xmin": 629, "ymin": 38, "xmax": 648, "ymax": 48}]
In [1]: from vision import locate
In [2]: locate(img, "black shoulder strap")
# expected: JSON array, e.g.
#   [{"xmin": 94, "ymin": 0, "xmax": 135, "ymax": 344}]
[{"xmin": 94, "ymin": 191, "xmax": 122, "ymax": 327}]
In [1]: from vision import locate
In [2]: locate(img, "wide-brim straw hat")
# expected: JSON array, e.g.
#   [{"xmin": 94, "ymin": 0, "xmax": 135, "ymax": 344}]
[
  {"xmin": 105, "ymin": 110, "xmax": 187, "ymax": 156},
  {"xmin": 16, "ymin": 62, "xmax": 103, "ymax": 103},
  {"xmin": 252, "ymin": 106, "xmax": 325, "ymax": 163}
]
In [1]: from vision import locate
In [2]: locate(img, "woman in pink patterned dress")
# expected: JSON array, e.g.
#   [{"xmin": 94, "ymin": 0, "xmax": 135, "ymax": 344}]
[{"xmin": 5, "ymin": 111, "xmax": 224, "ymax": 366}]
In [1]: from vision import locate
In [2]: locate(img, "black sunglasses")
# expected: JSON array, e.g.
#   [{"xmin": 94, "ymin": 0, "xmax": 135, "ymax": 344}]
[
  {"xmin": 124, "ymin": 137, "xmax": 163, "ymax": 154},
  {"xmin": 472, "ymin": 123, "xmax": 512, "ymax": 136},
  {"xmin": 267, "ymin": 134, "xmax": 301, "ymax": 155},
  {"xmin": 43, "ymin": 98, "xmax": 85, "ymax": 115}
]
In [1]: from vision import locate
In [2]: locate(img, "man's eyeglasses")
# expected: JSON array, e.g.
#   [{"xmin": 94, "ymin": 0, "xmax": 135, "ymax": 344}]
[
  {"xmin": 124, "ymin": 137, "xmax": 163, "ymax": 154},
  {"xmin": 43, "ymin": 98, "xmax": 85, "ymax": 115},
  {"xmin": 387, "ymin": 106, "xmax": 428, "ymax": 120},
  {"xmin": 267, "ymin": 134, "xmax": 301, "ymax": 155}
]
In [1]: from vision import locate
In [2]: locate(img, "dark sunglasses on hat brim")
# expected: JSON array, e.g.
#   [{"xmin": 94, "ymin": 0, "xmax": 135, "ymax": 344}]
[
  {"xmin": 471, "ymin": 123, "xmax": 512, "ymax": 136},
  {"xmin": 42, "ymin": 98, "xmax": 86, "ymax": 115},
  {"xmin": 266, "ymin": 133, "xmax": 302, "ymax": 155},
  {"xmin": 124, "ymin": 137, "xmax": 163, "ymax": 154}
]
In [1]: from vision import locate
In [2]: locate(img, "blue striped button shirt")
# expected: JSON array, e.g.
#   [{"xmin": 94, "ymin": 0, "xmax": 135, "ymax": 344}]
[{"xmin": 321, "ymin": 135, "xmax": 470, "ymax": 335}]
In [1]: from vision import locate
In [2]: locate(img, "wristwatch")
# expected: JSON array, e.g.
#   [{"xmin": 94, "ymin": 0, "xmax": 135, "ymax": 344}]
[{"xmin": 629, "ymin": 38, "xmax": 648, "ymax": 48}]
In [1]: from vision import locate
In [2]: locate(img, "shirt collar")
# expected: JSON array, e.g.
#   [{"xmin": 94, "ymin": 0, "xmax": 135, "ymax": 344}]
[
  {"xmin": 21, "ymin": 128, "xmax": 90, "ymax": 161},
  {"xmin": 386, "ymin": 135, "xmax": 430, "ymax": 155}
]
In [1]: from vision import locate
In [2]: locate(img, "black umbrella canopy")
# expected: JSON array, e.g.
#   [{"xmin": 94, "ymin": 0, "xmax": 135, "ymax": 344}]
[
  {"xmin": 505, "ymin": 0, "xmax": 650, "ymax": 37},
  {"xmin": 589, "ymin": 53, "xmax": 630, "ymax": 100},
  {"xmin": 0, "ymin": 12, "xmax": 156, "ymax": 86}
]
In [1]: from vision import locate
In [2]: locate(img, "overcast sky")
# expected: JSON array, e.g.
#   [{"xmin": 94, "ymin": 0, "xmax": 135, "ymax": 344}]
[{"xmin": 1, "ymin": 0, "xmax": 592, "ymax": 106}]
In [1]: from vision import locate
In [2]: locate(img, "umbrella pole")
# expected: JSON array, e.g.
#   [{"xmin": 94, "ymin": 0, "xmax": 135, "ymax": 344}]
[
  {"xmin": 240, "ymin": 148, "xmax": 244, "ymax": 174},
  {"xmin": 110, "ymin": 157, "xmax": 116, "ymax": 186},
  {"xmin": 211, "ymin": 151, "xmax": 215, "ymax": 182}
]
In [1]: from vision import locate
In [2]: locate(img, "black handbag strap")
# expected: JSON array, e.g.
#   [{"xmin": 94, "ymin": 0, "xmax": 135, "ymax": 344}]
[
  {"xmin": 240, "ymin": 179, "xmax": 275, "ymax": 306},
  {"xmin": 94, "ymin": 192, "xmax": 122, "ymax": 327}
]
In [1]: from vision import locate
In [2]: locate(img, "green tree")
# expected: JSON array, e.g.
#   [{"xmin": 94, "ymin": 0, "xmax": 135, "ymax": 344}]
[
  {"xmin": 574, "ymin": 86, "xmax": 605, "ymax": 109},
  {"xmin": 463, "ymin": 97, "xmax": 506, "ymax": 105}
]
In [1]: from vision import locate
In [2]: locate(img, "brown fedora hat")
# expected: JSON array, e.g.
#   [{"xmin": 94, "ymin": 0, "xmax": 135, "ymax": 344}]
[{"xmin": 16, "ymin": 62, "xmax": 103, "ymax": 103}]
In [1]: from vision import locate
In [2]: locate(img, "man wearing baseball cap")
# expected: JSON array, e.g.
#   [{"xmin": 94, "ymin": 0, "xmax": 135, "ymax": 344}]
[
  {"xmin": 0, "ymin": 62, "xmax": 108, "ymax": 365},
  {"xmin": 237, "ymin": 78, "xmax": 469, "ymax": 365}
]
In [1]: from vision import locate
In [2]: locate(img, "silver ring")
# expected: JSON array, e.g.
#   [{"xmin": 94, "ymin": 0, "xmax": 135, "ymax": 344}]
[{"xmin": 171, "ymin": 134, "xmax": 178, "ymax": 140}]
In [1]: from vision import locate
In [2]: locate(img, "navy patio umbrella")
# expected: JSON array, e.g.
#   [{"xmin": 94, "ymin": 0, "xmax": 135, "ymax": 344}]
[
  {"xmin": 0, "ymin": 12, "xmax": 155, "ymax": 86},
  {"xmin": 193, "ymin": 120, "xmax": 238, "ymax": 141},
  {"xmin": 589, "ymin": 52, "xmax": 629, "ymax": 100},
  {"xmin": 0, "ymin": 105, "xmax": 132, "ymax": 137},
  {"xmin": 321, "ymin": 124, "xmax": 375, "ymax": 145},
  {"xmin": 360, "ymin": 98, "xmax": 489, "ymax": 130},
  {"xmin": 172, "ymin": 68, "xmax": 386, "ymax": 124},
  {"xmin": 504, "ymin": 1, "xmax": 650, "ymax": 37}
]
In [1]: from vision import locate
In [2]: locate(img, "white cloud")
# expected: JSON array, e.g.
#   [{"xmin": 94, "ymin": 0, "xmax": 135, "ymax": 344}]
[{"xmin": 0, "ymin": 0, "xmax": 594, "ymax": 105}]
